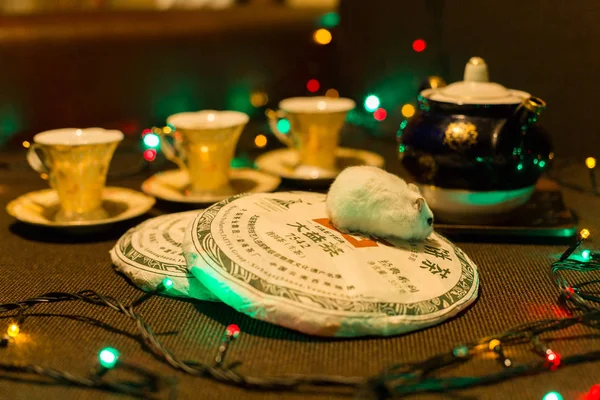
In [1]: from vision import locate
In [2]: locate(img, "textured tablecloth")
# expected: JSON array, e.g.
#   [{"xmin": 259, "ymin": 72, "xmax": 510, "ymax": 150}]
[{"xmin": 1, "ymin": 139, "xmax": 599, "ymax": 400}]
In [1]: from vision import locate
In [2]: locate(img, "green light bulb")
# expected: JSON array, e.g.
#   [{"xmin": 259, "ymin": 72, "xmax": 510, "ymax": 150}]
[
  {"xmin": 277, "ymin": 119, "xmax": 291, "ymax": 134},
  {"xmin": 539, "ymin": 160, "xmax": 546, "ymax": 168},
  {"xmin": 582, "ymin": 250, "xmax": 591, "ymax": 260},
  {"xmin": 162, "ymin": 277, "xmax": 174, "ymax": 290},
  {"xmin": 542, "ymin": 392, "xmax": 563, "ymax": 400},
  {"xmin": 398, "ymin": 144, "xmax": 406, "ymax": 153},
  {"xmin": 364, "ymin": 95, "xmax": 380, "ymax": 112},
  {"xmin": 143, "ymin": 133, "xmax": 160, "ymax": 148},
  {"xmin": 98, "ymin": 347, "xmax": 120, "ymax": 369},
  {"xmin": 320, "ymin": 12, "xmax": 340, "ymax": 28},
  {"xmin": 517, "ymin": 163, "xmax": 524, "ymax": 171}
]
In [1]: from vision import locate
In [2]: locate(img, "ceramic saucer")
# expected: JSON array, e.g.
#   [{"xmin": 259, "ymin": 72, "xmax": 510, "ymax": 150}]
[
  {"xmin": 255, "ymin": 147, "xmax": 385, "ymax": 182},
  {"xmin": 141, "ymin": 168, "xmax": 281, "ymax": 204},
  {"xmin": 6, "ymin": 187, "xmax": 155, "ymax": 228}
]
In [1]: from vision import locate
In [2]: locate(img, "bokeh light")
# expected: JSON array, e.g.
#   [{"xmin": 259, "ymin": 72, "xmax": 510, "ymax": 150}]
[
  {"xmin": 143, "ymin": 133, "xmax": 160, "ymax": 148},
  {"xmin": 325, "ymin": 88, "xmax": 339, "ymax": 98},
  {"xmin": 401, "ymin": 104, "xmax": 416, "ymax": 118},
  {"xmin": 586, "ymin": 157, "xmax": 597, "ymax": 169},
  {"xmin": 364, "ymin": 95, "xmax": 380, "ymax": 112},
  {"xmin": 307, "ymin": 79, "xmax": 320, "ymax": 93},
  {"xmin": 319, "ymin": 12, "xmax": 340, "ymax": 28},
  {"xmin": 542, "ymin": 391, "xmax": 563, "ymax": 400},
  {"xmin": 313, "ymin": 28, "xmax": 332, "ymax": 45},
  {"xmin": 250, "ymin": 91, "xmax": 269, "ymax": 107},
  {"xmin": 22, "ymin": 141, "xmax": 30, "ymax": 148},
  {"xmin": 373, "ymin": 108, "xmax": 387, "ymax": 121},
  {"xmin": 254, "ymin": 134, "xmax": 268, "ymax": 148},
  {"xmin": 412, "ymin": 39, "xmax": 427, "ymax": 52},
  {"xmin": 277, "ymin": 119, "xmax": 291, "ymax": 134},
  {"xmin": 143, "ymin": 149, "xmax": 157, "ymax": 162}
]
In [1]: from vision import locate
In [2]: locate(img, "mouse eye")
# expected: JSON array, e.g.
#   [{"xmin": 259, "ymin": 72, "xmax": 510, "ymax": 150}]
[{"xmin": 427, "ymin": 217, "xmax": 433, "ymax": 226}]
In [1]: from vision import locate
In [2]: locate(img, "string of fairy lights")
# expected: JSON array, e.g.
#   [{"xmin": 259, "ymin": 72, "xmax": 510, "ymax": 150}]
[
  {"xmin": 5, "ymin": 11, "xmax": 600, "ymax": 398},
  {"xmin": 1, "ymin": 230, "xmax": 600, "ymax": 399}
]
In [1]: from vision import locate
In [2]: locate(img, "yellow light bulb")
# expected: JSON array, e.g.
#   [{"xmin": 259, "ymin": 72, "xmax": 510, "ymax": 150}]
[
  {"xmin": 22, "ymin": 141, "xmax": 31, "ymax": 149},
  {"xmin": 7, "ymin": 323, "xmax": 19, "ymax": 338},
  {"xmin": 488, "ymin": 339, "xmax": 501, "ymax": 351},
  {"xmin": 254, "ymin": 134, "xmax": 267, "ymax": 148},
  {"xmin": 585, "ymin": 157, "xmax": 596, "ymax": 169},
  {"xmin": 250, "ymin": 91, "xmax": 269, "ymax": 108},
  {"xmin": 265, "ymin": 109, "xmax": 276, "ymax": 119},
  {"xmin": 580, "ymin": 229, "xmax": 590, "ymax": 239},
  {"xmin": 313, "ymin": 28, "xmax": 332, "ymax": 45},
  {"xmin": 325, "ymin": 88, "xmax": 339, "ymax": 98},
  {"xmin": 401, "ymin": 104, "xmax": 416, "ymax": 118},
  {"xmin": 163, "ymin": 126, "xmax": 172, "ymax": 134},
  {"xmin": 548, "ymin": 152, "xmax": 554, "ymax": 160}
]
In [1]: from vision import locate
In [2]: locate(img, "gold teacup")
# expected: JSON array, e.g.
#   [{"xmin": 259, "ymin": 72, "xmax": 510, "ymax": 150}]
[
  {"xmin": 268, "ymin": 96, "xmax": 355, "ymax": 172},
  {"xmin": 27, "ymin": 128, "xmax": 124, "ymax": 222},
  {"xmin": 161, "ymin": 110, "xmax": 249, "ymax": 195}
]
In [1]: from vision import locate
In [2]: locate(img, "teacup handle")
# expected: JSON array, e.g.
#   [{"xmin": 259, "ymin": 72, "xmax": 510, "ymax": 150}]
[
  {"xmin": 158, "ymin": 129, "xmax": 186, "ymax": 171},
  {"xmin": 26, "ymin": 144, "xmax": 51, "ymax": 177},
  {"xmin": 267, "ymin": 109, "xmax": 293, "ymax": 147}
]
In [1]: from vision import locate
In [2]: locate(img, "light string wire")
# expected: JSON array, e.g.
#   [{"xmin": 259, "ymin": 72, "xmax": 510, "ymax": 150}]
[{"xmin": 1, "ymin": 233, "xmax": 600, "ymax": 398}]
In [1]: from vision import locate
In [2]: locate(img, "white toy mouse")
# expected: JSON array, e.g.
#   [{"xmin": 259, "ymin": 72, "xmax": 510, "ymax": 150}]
[{"xmin": 326, "ymin": 166, "xmax": 434, "ymax": 241}]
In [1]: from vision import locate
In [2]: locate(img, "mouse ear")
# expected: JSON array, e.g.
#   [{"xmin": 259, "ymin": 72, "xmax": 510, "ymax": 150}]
[
  {"xmin": 414, "ymin": 197, "xmax": 425, "ymax": 212},
  {"xmin": 408, "ymin": 183, "xmax": 420, "ymax": 194}
]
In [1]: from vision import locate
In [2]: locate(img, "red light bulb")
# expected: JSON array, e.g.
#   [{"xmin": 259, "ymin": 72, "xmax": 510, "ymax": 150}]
[
  {"xmin": 546, "ymin": 351, "xmax": 561, "ymax": 369},
  {"xmin": 226, "ymin": 324, "xmax": 240, "ymax": 338},
  {"xmin": 306, "ymin": 79, "xmax": 320, "ymax": 93},
  {"xmin": 373, "ymin": 108, "xmax": 387, "ymax": 121},
  {"xmin": 142, "ymin": 128, "xmax": 152, "ymax": 136},
  {"xmin": 143, "ymin": 149, "xmax": 157, "ymax": 162},
  {"xmin": 588, "ymin": 384, "xmax": 600, "ymax": 400},
  {"xmin": 412, "ymin": 39, "xmax": 427, "ymax": 52}
]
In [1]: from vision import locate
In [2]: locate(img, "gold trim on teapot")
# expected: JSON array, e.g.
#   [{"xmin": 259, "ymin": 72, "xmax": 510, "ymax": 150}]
[{"xmin": 443, "ymin": 122, "xmax": 478, "ymax": 151}]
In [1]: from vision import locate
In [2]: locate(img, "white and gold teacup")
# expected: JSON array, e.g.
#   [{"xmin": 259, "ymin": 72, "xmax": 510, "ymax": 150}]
[
  {"xmin": 161, "ymin": 110, "xmax": 249, "ymax": 195},
  {"xmin": 268, "ymin": 96, "xmax": 355, "ymax": 172},
  {"xmin": 27, "ymin": 128, "xmax": 124, "ymax": 222}
]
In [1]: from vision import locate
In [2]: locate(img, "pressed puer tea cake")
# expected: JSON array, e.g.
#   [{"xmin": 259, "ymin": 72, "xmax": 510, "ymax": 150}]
[
  {"xmin": 111, "ymin": 210, "xmax": 217, "ymax": 301},
  {"xmin": 183, "ymin": 191, "xmax": 479, "ymax": 337}
]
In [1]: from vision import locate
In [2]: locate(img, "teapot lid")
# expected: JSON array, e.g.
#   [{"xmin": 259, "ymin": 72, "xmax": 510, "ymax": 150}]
[{"xmin": 422, "ymin": 57, "xmax": 530, "ymax": 105}]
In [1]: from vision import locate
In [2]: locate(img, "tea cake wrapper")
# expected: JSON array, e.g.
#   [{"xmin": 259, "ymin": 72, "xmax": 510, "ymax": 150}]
[
  {"xmin": 183, "ymin": 192, "xmax": 479, "ymax": 337},
  {"xmin": 111, "ymin": 211, "xmax": 218, "ymax": 301}
]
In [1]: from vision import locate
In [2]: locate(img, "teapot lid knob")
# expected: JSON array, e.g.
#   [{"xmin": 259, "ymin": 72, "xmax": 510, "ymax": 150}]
[{"xmin": 464, "ymin": 57, "xmax": 489, "ymax": 82}]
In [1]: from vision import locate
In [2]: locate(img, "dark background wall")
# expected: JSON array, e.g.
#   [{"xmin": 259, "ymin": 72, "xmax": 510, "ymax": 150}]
[
  {"xmin": 0, "ymin": 6, "xmax": 332, "ymax": 147},
  {"xmin": 0, "ymin": 1, "xmax": 599, "ymax": 160},
  {"xmin": 339, "ymin": 0, "xmax": 600, "ymax": 158}
]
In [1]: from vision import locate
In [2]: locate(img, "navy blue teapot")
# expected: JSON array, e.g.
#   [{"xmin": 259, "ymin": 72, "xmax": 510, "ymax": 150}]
[{"xmin": 398, "ymin": 57, "xmax": 551, "ymax": 223}]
